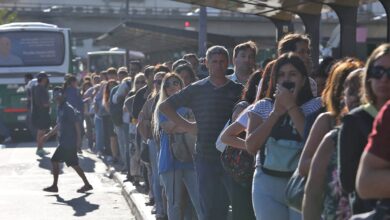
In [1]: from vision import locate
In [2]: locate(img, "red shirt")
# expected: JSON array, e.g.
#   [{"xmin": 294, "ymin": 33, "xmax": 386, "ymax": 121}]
[{"xmin": 365, "ymin": 100, "xmax": 390, "ymax": 161}]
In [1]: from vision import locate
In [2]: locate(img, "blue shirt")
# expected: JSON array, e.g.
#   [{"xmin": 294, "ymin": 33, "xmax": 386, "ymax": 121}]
[
  {"xmin": 64, "ymin": 87, "xmax": 83, "ymax": 114},
  {"xmin": 158, "ymin": 107, "xmax": 194, "ymax": 174},
  {"xmin": 57, "ymin": 101, "xmax": 80, "ymax": 147}
]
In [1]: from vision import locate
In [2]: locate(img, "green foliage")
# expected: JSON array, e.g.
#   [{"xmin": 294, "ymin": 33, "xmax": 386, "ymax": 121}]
[{"xmin": 0, "ymin": 9, "xmax": 17, "ymax": 25}]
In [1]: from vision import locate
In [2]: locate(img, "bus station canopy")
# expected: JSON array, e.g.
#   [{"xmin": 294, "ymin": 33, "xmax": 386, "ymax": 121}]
[
  {"xmin": 94, "ymin": 21, "xmax": 237, "ymax": 53},
  {"xmin": 174, "ymin": 0, "xmax": 377, "ymax": 21}
]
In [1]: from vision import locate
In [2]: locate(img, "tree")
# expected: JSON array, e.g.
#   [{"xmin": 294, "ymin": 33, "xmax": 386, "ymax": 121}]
[{"xmin": 0, "ymin": 9, "xmax": 17, "ymax": 25}]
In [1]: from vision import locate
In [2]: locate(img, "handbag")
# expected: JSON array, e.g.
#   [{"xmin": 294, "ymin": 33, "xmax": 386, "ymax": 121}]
[
  {"xmin": 263, "ymin": 137, "xmax": 303, "ymax": 173},
  {"xmin": 170, "ymin": 132, "xmax": 196, "ymax": 162},
  {"xmin": 221, "ymin": 145, "xmax": 254, "ymax": 184},
  {"xmin": 285, "ymin": 169, "xmax": 306, "ymax": 212},
  {"xmin": 169, "ymin": 110, "xmax": 196, "ymax": 162}
]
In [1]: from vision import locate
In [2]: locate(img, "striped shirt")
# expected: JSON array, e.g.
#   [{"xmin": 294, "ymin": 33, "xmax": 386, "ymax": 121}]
[
  {"xmin": 249, "ymin": 97, "xmax": 322, "ymax": 167},
  {"xmin": 167, "ymin": 77, "xmax": 243, "ymax": 159},
  {"xmin": 249, "ymin": 97, "xmax": 322, "ymax": 120}
]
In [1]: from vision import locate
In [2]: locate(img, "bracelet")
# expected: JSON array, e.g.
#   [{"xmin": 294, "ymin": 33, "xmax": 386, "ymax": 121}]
[{"xmin": 287, "ymin": 105, "xmax": 298, "ymax": 112}]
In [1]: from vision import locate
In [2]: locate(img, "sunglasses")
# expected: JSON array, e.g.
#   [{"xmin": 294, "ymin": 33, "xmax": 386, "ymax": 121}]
[
  {"xmin": 164, "ymin": 80, "xmax": 181, "ymax": 88},
  {"xmin": 369, "ymin": 66, "xmax": 390, "ymax": 79},
  {"xmin": 135, "ymin": 80, "xmax": 146, "ymax": 85},
  {"xmin": 153, "ymin": 79, "xmax": 162, "ymax": 85}
]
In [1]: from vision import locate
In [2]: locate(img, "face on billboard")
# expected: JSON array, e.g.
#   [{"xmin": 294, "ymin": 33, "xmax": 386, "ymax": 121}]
[{"xmin": 0, "ymin": 31, "xmax": 65, "ymax": 67}]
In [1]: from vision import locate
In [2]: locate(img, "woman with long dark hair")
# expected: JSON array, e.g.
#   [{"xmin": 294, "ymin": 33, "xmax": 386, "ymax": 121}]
[{"xmin": 246, "ymin": 52, "xmax": 322, "ymax": 220}]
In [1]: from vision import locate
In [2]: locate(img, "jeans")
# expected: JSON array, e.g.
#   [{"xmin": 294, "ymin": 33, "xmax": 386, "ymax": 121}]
[
  {"xmin": 129, "ymin": 133, "xmax": 141, "ymax": 177},
  {"xmin": 94, "ymin": 115, "xmax": 104, "ymax": 153},
  {"xmin": 147, "ymin": 139, "xmax": 165, "ymax": 216},
  {"xmin": 102, "ymin": 115, "xmax": 112, "ymax": 156},
  {"xmin": 84, "ymin": 114, "xmax": 94, "ymax": 149},
  {"xmin": 115, "ymin": 124, "xmax": 128, "ymax": 165},
  {"xmin": 252, "ymin": 167, "xmax": 301, "ymax": 220},
  {"xmin": 160, "ymin": 169, "xmax": 202, "ymax": 220},
  {"xmin": 194, "ymin": 154, "xmax": 230, "ymax": 220},
  {"xmin": 229, "ymin": 177, "xmax": 256, "ymax": 220},
  {"xmin": 141, "ymin": 141, "xmax": 154, "ymax": 200}
]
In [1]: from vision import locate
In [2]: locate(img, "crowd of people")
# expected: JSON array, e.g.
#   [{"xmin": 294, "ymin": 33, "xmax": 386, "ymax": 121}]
[{"xmin": 24, "ymin": 33, "xmax": 390, "ymax": 220}]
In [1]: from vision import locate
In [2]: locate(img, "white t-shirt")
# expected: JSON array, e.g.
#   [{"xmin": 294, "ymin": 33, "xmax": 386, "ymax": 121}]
[{"xmin": 236, "ymin": 104, "xmax": 255, "ymax": 129}]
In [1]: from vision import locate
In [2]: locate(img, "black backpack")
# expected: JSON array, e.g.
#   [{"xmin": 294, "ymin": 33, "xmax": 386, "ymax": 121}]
[{"xmin": 109, "ymin": 84, "xmax": 128, "ymax": 126}]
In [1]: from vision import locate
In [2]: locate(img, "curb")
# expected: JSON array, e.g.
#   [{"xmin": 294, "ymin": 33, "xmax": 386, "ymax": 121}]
[{"xmin": 100, "ymin": 162, "xmax": 154, "ymax": 220}]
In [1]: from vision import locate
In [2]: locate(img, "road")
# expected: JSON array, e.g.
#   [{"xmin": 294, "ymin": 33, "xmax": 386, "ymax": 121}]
[{"xmin": 0, "ymin": 141, "xmax": 134, "ymax": 220}]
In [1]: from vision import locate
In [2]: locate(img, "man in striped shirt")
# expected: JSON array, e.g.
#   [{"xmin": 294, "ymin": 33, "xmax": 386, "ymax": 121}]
[{"xmin": 160, "ymin": 45, "xmax": 243, "ymax": 220}]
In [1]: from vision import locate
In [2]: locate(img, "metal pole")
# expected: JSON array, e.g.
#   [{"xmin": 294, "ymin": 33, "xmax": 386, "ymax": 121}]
[
  {"xmin": 198, "ymin": 6, "xmax": 207, "ymax": 58},
  {"xmin": 125, "ymin": 0, "xmax": 129, "ymax": 17},
  {"xmin": 125, "ymin": 0, "xmax": 130, "ymax": 72}
]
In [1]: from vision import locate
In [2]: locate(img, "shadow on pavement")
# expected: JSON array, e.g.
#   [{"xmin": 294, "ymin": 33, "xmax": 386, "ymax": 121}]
[
  {"xmin": 47, "ymin": 193, "xmax": 99, "ymax": 216},
  {"xmin": 37, "ymin": 155, "xmax": 52, "ymax": 172},
  {"xmin": 78, "ymin": 155, "xmax": 96, "ymax": 173}
]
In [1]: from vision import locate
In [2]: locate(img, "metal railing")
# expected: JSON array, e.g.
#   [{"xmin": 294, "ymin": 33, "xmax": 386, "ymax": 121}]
[{"xmin": 0, "ymin": 2, "xmax": 259, "ymax": 18}]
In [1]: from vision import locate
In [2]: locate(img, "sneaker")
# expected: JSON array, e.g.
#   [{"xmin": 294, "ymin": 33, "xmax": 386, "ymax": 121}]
[
  {"xmin": 77, "ymin": 184, "xmax": 93, "ymax": 193},
  {"xmin": 145, "ymin": 198, "xmax": 155, "ymax": 206},
  {"xmin": 36, "ymin": 148, "xmax": 50, "ymax": 157},
  {"xmin": 96, "ymin": 151, "xmax": 103, "ymax": 158},
  {"xmin": 43, "ymin": 185, "xmax": 58, "ymax": 192}
]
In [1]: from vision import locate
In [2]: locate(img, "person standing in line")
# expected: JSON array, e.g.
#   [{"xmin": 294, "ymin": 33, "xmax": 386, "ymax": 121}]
[
  {"xmin": 138, "ymin": 71, "xmax": 168, "ymax": 219},
  {"xmin": 228, "ymin": 41, "xmax": 257, "ymax": 85},
  {"xmin": 111, "ymin": 67, "xmax": 132, "ymax": 170},
  {"xmin": 160, "ymin": 46, "xmax": 243, "ymax": 220},
  {"xmin": 124, "ymin": 73, "xmax": 146, "ymax": 183},
  {"xmin": 338, "ymin": 43, "xmax": 390, "ymax": 215},
  {"xmin": 246, "ymin": 53, "xmax": 322, "ymax": 220},
  {"xmin": 356, "ymin": 100, "xmax": 390, "ymax": 209},
  {"xmin": 154, "ymin": 73, "xmax": 202, "ymax": 220},
  {"xmin": 32, "ymin": 72, "xmax": 51, "ymax": 157},
  {"xmin": 42, "ymin": 87, "xmax": 92, "ymax": 193},
  {"xmin": 182, "ymin": 53, "xmax": 200, "ymax": 77}
]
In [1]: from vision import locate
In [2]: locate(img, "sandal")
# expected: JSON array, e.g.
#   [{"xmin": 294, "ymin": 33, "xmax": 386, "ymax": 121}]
[
  {"xmin": 77, "ymin": 184, "xmax": 93, "ymax": 193},
  {"xmin": 43, "ymin": 185, "xmax": 58, "ymax": 192}
]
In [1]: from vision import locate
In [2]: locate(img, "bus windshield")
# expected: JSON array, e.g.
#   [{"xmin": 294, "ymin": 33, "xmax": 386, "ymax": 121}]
[{"xmin": 0, "ymin": 31, "xmax": 65, "ymax": 67}]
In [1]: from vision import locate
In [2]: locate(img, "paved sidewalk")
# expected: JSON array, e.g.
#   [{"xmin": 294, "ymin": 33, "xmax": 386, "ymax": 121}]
[
  {"xmin": 95, "ymin": 155, "xmax": 154, "ymax": 220},
  {"xmin": 111, "ymin": 170, "xmax": 154, "ymax": 220}
]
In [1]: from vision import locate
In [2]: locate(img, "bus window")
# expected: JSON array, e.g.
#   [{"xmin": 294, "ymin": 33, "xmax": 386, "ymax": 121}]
[{"xmin": 0, "ymin": 32, "xmax": 65, "ymax": 67}]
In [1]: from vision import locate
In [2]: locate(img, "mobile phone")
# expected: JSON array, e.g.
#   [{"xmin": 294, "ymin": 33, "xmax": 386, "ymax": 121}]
[{"xmin": 282, "ymin": 81, "xmax": 295, "ymax": 90}]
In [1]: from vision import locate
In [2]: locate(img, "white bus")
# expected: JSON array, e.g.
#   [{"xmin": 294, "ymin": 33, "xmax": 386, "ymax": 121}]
[
  {"xmin": 0, "ymin": 22, "xmax": 71, "ymax": 136},
  {"xmin": 87, "ymin": 48, "xmax": 144, "ymax": 73}
]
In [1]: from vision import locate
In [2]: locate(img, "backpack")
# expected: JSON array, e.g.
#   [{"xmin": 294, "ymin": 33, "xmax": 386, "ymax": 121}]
[
  {"xmin": 220, "ymin": 101, "xmax": 255, "ymax": 184},
  {"xmin": 108, "ymin": 86, "xmax": 122, "ymax": 126},
  {"xmin": 169, "ymin": 109, "xmax": 196, "ymax": 162}
]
